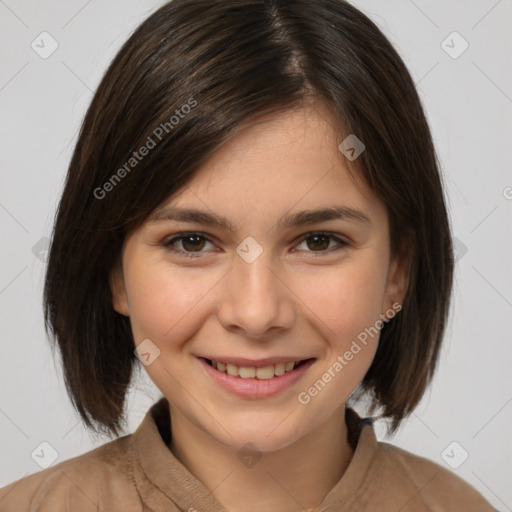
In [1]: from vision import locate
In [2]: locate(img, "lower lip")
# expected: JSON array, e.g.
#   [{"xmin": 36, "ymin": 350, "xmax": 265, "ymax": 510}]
[{"xmin": 198, "ymin": 357, "xmax": 316, "ymax": 399}]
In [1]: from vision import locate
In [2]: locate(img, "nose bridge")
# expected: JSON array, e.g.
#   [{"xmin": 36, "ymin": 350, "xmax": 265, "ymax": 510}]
[
  {"xmin": 217, "ymin": 238, "xmax": 294, "ymax": 337},
  {"xmin": 237, "ymin": 248, "xmax": 275, "ymax": 296}
]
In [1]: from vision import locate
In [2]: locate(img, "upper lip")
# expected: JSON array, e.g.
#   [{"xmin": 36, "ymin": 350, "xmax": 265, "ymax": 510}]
[{"xmin": 198, "ymin": 356, "xmax": 313, "ymax": 368}]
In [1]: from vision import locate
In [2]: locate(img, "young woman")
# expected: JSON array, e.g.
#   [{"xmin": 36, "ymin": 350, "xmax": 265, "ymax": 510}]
[{"xmin": 0, "ymin": 0, "xmax": 495, "ymax": 510}]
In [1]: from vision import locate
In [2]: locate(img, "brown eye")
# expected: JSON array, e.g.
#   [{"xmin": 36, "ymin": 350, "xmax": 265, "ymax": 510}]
[
  {"xmin": 163, "ymin": 232, "xmax": 215, "ymax": 257},
  {"xmin": 305, "ymin": 234, "xmax": 331, "ymax": 251},
  {"xmin": 180, "ymin": 235, "xmax": 207, "ymax": 252},
  {"xmin": 295, "ymin": 232, "xmax": 349, "ymax": 255}
]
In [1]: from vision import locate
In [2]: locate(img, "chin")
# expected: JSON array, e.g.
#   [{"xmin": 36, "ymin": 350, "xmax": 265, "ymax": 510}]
[{"xmin": 207, "ymin": 409, "xmax": 312, "ymax": 453}]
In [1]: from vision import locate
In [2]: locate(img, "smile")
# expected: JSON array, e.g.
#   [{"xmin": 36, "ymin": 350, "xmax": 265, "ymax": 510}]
[
  {"xmin": 198, "ymin": 357, "xmax": 316, "ymax": 399},
  {"xmin": 205, "ymin": 358, "xmax": 303, "ymax": 379}
]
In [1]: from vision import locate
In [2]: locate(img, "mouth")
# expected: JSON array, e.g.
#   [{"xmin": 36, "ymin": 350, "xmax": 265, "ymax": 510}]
[
  {"xmin": 200, "ymin": 357, "xmax": 315, "ymax": 379},
  {"xmin": 197, "ymin": 356, "xmax": 316, "ymax": 399}
]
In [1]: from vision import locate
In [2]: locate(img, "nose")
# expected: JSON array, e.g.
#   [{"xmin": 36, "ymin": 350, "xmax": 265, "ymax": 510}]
[{"xmin": 216, "ymin": 248, "xmax": 295, "ymax": 340}]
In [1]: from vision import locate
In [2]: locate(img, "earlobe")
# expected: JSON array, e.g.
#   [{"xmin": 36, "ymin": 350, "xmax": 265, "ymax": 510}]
[
  {"xmin": 383, "ymin": 248, "xmax": 411, "ymax": 316},
  {"xmin": 110, "ymin": 264, "xmax": 130, "ymax": 317}
]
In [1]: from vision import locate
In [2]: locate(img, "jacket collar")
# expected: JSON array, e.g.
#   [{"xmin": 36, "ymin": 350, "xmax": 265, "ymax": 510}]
[{"xmin": 132, "ymin": 397, "xmax": 378, "ymax": 511}]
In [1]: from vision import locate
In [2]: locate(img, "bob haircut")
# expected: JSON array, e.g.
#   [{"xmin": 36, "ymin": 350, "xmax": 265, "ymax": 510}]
[{"xmin": 44, "ymin": 0, "xmax": 454, "ymax": 437}]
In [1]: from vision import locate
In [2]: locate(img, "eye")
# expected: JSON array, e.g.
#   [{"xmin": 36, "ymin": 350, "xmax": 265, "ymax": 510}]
[
  {"xmin": 163, "ymin": 231, "xmax": 350, "ymax": 259},
  {"xmin": 294, "ymin": 232, "xmax": 349, "ymax": 255},
  {"xmin": 163, "ymin": 232, "xmax": 216, "ymax": 258}
]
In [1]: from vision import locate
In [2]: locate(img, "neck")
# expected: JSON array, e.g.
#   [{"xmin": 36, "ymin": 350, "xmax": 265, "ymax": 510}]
[{"xmin": 169, "ymin": 405, "xmax": 353, "ymax": 512}]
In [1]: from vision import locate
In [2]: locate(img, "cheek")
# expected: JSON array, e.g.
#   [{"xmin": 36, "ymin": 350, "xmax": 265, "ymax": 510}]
[
  {"xmin": 294, "ymin": 257, "xmax": 388, "ymax": 343},
  {"xmin": 291, "ymin": 259, "xmax": 387, "ymax": 413},
  {"xmin": 124, "ymin": 259, "xmax": 222, "ymax": 346}
]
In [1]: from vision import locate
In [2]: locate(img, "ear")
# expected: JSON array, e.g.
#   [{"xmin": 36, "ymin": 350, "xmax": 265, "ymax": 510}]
[
  {"xmin": 110, "ymin": 262, "xmax": 130, "ymax": 316},
  {"xmin": 382, "ymin": 243, "xmax": 411, "ymax": 316}
]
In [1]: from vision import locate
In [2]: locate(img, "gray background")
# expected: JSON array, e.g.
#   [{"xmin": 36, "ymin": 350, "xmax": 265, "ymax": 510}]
[{"xmin": 0, "ymin": 0, "xmax": 511, "ymax": 509}]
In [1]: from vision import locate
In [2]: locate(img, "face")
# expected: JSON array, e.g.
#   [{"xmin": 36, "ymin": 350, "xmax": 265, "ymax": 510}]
[{"xmin": 111, "ymin": 104, "xmax": 408, "ymax": 452}]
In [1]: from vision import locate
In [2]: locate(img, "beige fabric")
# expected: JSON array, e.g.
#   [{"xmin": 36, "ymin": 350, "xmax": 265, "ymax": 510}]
[{"xmin": 0, "ymin": 398, "xmax": 495, "ymax": 511}]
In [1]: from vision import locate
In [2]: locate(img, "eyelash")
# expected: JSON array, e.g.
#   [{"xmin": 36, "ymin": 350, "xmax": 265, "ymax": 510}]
[{"xmin": 162, "ymin": 231, "xmax": 350, "ymax": 259}]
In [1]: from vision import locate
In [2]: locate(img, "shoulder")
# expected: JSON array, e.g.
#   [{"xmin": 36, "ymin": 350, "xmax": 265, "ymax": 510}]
[
  {"xmin": 0, "ymin": 434, "xmax": 141, "ymax": 512},
  {"xmin": 374, "ymin": 440, "xmax": 496, "ymax": 511}
]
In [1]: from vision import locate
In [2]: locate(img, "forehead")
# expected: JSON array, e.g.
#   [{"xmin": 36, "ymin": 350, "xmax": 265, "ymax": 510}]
[{"xmin": 152, "ymin": 105, "xmax": 387, "ymax": 230}]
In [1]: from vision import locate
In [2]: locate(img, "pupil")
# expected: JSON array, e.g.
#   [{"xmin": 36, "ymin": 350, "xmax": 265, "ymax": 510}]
[
  {"xmin": 307, "ymin": 234, "xmax": 329, "ymax": 251},
  {"xmin": 183, "ymin": 235, "xmax": 205, "ymax": 252}
]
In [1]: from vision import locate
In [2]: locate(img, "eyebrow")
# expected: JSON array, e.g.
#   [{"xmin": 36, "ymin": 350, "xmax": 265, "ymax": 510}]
[{"xmin": 147, "ymin": 205, "xmax": 371, "ymax": 231}]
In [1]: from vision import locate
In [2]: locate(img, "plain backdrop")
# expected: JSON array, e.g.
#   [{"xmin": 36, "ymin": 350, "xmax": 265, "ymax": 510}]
[{"xmin": 0, "ymin": 0, "xmax": 511, "ymax": 509}]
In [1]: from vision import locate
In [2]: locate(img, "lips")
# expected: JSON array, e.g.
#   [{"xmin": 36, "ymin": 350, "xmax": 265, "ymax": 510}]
[{"xmin": 198, "ymin": 356, "xmax": 316, "ymax": 399}]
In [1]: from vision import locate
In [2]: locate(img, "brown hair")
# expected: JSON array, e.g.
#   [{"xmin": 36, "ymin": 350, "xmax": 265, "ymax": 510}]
[{"xmin": 44, "ymin": 0, "xmax": 454, "ymax": 437}]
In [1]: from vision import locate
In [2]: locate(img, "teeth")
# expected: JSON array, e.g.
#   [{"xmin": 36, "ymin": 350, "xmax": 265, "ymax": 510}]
[
  {"xmin": 256, "ymin": 366, "xmax": 274, "ymax": 380},
  {"xmin": 274, "ymin": 363, "xmax": 285, "ymax": 376},
  {"xmin": 226, "ymin": 363, "xmax": 238, "ymax": 376},
  {"xmin": 208, "ymin": 359, "xmax": 303, "ymax": 379},
  {"xmin": 239, "ymin": 366, "xmax": 256, "ymax": 378}
]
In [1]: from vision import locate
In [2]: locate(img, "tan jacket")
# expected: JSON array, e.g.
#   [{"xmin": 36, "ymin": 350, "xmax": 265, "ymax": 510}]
[{"xmin": 0, "ymin": 398, "xmax": 495, "ymax": 511}]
